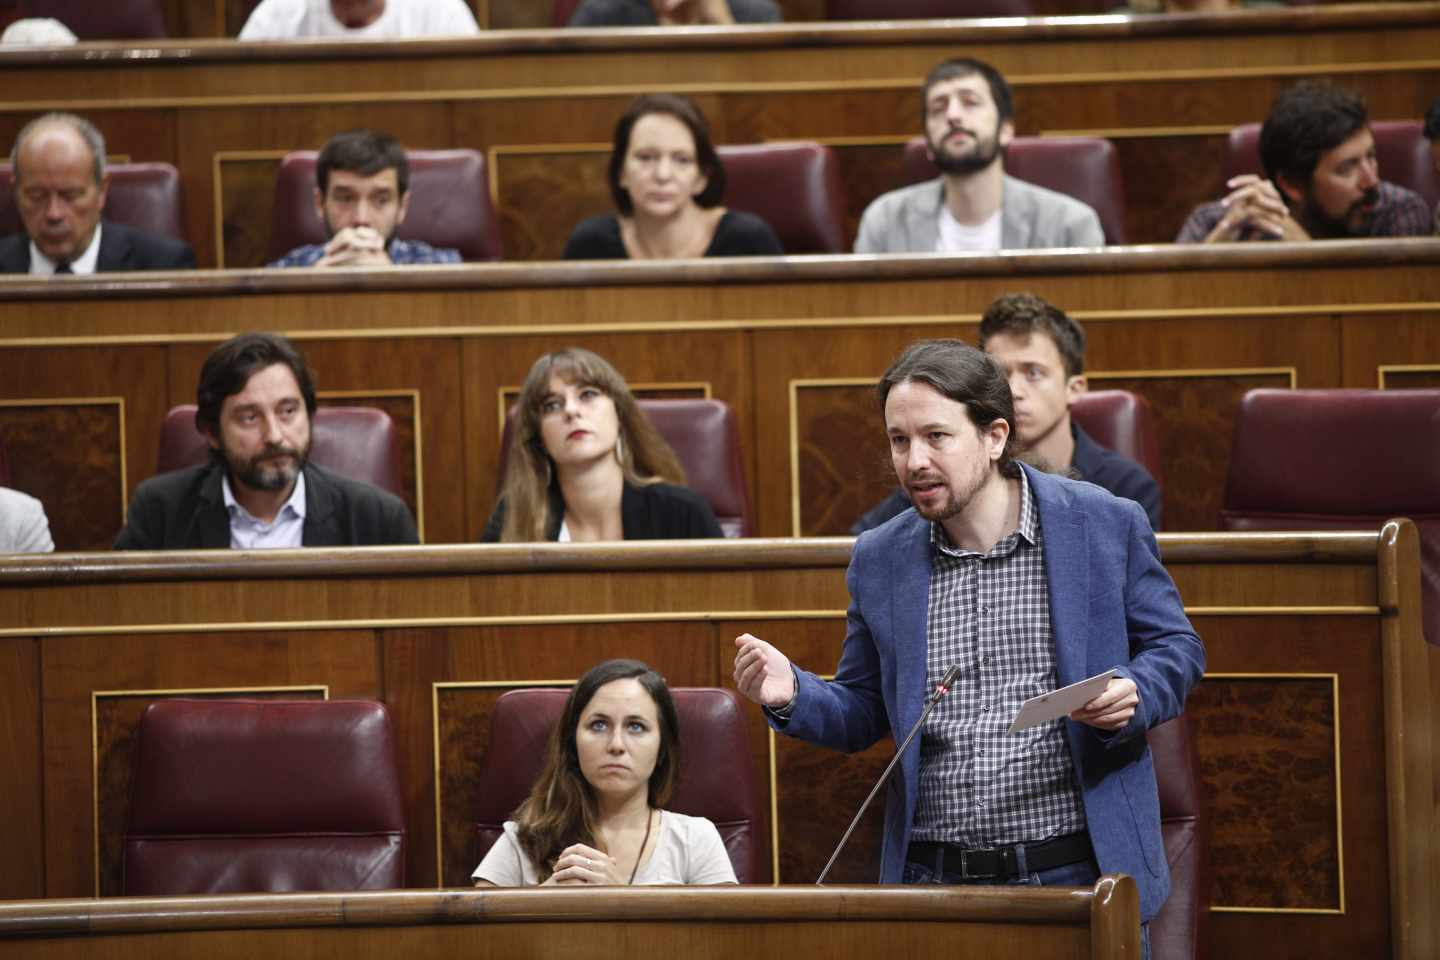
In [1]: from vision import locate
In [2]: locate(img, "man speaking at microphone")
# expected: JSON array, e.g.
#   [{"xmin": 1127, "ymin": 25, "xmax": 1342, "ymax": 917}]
[{"xmin": 733, "ymin": 339, "xmax": 1202, "ymax": 956}]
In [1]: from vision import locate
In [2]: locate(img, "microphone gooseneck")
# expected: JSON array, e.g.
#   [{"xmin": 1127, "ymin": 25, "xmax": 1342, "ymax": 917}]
[{"xmin": 815, "ymin": 664, "xmax": 961, "ymax": 885}]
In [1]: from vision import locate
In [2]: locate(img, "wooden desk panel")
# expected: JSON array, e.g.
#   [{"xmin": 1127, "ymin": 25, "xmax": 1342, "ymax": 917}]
[
  {"xmin": 0, "ymin": 5, "xmax": 1435, "ymax": 265},
  {"xmin": 0, "ymin": 529, "xmax": 1432, "ymax": 956},
  {"xmin": 0, "ymin": 885, "xmax": 1138, "ymax": 959}
]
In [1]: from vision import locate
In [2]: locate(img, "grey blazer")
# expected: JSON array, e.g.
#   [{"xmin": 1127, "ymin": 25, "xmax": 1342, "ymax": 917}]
[{"xmin": 854, "ymin": 174, "xmax": 1104, "ymax": 253}]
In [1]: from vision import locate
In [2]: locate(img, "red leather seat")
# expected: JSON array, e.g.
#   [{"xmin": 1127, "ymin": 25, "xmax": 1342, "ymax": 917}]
[
  {"xmin": 1221, "ymin": 121, "xmax": 1440, "ymax": 210},
  {"xmin": 266, "ymin": 149, "xmax": 503, "ymax": 263},
  {"xmin": 1221, "ymin": 388, "xmax": 1440, "ymax": 646},
  {"xmin": 1147, "ymin": 713, "xmax": 1211, "ymax": 960},
  {"xmin": 901, "ymin": 135, "xmax": 1127, "ymax": 243},
  {"xmin": 0, "ymin": 162, "xmax": 187, "ymax": 244},
  {"xmin": 123, "ymin": 699, "xmax": 406, "ymax": 895},
  {"xmin": 498, "ymin": 397, "xmax": 753, "ymax": 537},
  {"xmin": 16, "ymin": 0, "xmax": 167, "ymax": 39},
  {"xmin": 473, "ymin": 687, "xmax": 764, "ymax": 882},
  {"xmin": 156, "ymin": 404, "xmax": 403, "ymax": 499},
  {"xmin": 718, "ymin": 142, "xmax": 847, "ymax": 254},
  {"xmin": 1071, "ymin": 389, "xmax": 1163, "ymax": 486},
  {"xmin": 828, "ymin": 0, "xmax": 1035, "ymax": 17}
]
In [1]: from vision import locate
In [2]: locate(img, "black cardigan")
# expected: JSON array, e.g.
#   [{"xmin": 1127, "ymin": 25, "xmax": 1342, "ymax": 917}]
[{"xmin": 481, "ymin": 481, "xmax": 722, "ymax": 542}]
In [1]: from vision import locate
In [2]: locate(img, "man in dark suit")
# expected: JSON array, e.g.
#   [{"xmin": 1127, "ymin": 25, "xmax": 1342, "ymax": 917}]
[
  {"xmin": 1, "ymin": 112, "xmax": 194, "ymax": 275},
  {"xmin": 114, "ymin": 332, "xmax": 418, "ymax": 550}
]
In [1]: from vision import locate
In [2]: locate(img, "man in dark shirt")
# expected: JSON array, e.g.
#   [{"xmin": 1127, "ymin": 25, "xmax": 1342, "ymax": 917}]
[
  {"xmin": 114, "ymin": 332, "xmax": 418, "ymax": 550},
  {"xmin": 853, "ymin": 293, "xmax": 1161, "ymax": 534},
  {"xmin": 568, "ymin": 0, "xmax": 780, "ymax": 25},
  {"xmin": 1, "ymin": 112, "xmax": 195, "ymax": 275},
  {"xmin": 1176, "ymin": 81, "xmax": 1430, "ymax": 243}
]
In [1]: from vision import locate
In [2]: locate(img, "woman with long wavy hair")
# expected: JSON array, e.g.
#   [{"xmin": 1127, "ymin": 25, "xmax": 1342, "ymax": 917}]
[
  {"xmin": 480, "ymin": 347, "xmax": 722, "ymax": 542},
  {"xmin": 472, "ymin": 659, "xmax": 737, "ymax": 886}
]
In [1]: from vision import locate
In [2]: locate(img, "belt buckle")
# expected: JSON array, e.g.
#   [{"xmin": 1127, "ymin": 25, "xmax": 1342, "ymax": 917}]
[{"xmin": 958, "ymin": 848, "xmax": 996, "ymax": 881}]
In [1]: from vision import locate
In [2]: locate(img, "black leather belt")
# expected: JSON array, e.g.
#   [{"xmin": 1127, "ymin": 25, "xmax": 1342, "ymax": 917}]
[{"xmin": 906, "ymin": 831, "xmax": 1093, "ymax": 881}]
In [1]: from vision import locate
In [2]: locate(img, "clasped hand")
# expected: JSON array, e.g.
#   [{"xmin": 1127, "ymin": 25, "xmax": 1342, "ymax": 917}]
[
  {"xmin": 1204, "ymin": 175, "xmax": 1311, "ymax": 243},
  {"xmin": 542, "ymin": 843, "xmax": 627, "ymax": 885},
  {"xmin": 315, "ymin": 225, "xmax": 393, "ymax": 267}
]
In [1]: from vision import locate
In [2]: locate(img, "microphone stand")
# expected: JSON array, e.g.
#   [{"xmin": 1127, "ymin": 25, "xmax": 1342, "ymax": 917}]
[{"xmin": 815, "ymin": 664, "xmax": 961, "ymax": 885}]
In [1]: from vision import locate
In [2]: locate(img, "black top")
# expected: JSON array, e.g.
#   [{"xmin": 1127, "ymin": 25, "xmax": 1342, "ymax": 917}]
[
  {"xmin": 113, "ymin": 461, "xmax": 419, "ymax": 550},
  {"xmin": 0, "ymin": 220, "xmax": 196, "ymax": 274},
  {"xmin": 568, "ymin": 0, "xmax": 781, "ymax": 25},
  {"xmin": 850, "ymin": 423, "xmax": 1163, "ymax": 535},
  {"xmin": 481, "ymin": 481, "xmax": 723, "ymax": 542},
  {"xmin": 561, "ymin": 211, "xmax": 784, "ymax": 260}
]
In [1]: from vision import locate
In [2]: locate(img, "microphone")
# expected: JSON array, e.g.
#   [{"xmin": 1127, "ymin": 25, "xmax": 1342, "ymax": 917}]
[{"xmin": 815, "ymin": 663, "xmax": 961, "ymax": 885}]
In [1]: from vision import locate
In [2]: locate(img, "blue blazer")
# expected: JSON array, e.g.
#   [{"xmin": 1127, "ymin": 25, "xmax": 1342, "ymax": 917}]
[{"xmin": 779, "ymin": 463, "xmax": 1204, "ymax": 921}]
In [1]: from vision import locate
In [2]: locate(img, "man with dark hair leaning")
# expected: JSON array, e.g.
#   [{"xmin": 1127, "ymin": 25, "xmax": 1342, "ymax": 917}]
[
  {"xmin": 734, "ymin": 339, "xmax": 1203, "ymax": 960},
  {"xmin": 269, "ymin": 129, "xmax": 461, "ymax": 268},
  {"xmin": 1176, "ymin": 81, "xmax": 1430, "ymax": 242},
  {"xmin": 853, "ymin": 293, "xmax": 1160, "ymax": 534},
  {"xmin": 114, "ymin": 333, "xmax": 418, "ymax": 550},
  {"xmin": 855, "ymin": 58, "xmax": 1103, "ymax": 253},
  {"xmin": 1, "ymin": 112, "xmax": 195, "ymax": 275}
]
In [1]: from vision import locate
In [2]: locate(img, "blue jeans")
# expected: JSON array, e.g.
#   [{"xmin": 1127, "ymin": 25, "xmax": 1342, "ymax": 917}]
[{"xmin": 903, "ymin": 854, "xmax": 1150, "ymax": 960}]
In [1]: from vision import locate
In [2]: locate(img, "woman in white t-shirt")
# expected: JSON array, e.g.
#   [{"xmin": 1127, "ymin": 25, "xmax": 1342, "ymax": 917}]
[{"xmin": 472, "ymin": 659, "xmax": 738, "ymax": 886}]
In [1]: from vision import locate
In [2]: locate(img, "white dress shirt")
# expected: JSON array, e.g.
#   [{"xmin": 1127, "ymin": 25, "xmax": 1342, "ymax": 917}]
[
  {"xmin": 222, "ymin": 471, "xmax": 307, "ymax": 549},
  {"xmin": 30, "ymin": 222, "xmax": 102, "ymax": 276}
]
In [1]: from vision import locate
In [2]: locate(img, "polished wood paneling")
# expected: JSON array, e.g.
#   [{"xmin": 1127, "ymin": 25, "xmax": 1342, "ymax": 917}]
[
  {"xmin": 0, "ymin": 401, "xmax": 124, "ymax": 552},
  {"xmin": 1, "ymin": 6, "xmax": 1436, "ymax": 265},
  {"xmin": 0, "ymin": 636, "xmax": 42, "ymax": 901},
  {"xmin": 3, "ymin": 533, "xmax": 1425, "ymax": 955},
  {"xmin": 93, "ymin": 686, "xmax": 327, "ymax": 897},
  {"xmin": 0, "ymin": 885, "xmax": 1137, "ymax": 959}
]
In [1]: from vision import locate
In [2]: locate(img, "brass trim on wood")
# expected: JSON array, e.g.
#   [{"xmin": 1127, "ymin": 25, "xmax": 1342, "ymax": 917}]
[{"xmin": 1377, "ymin": 364, "xmax": 1440, "ymax": 389}]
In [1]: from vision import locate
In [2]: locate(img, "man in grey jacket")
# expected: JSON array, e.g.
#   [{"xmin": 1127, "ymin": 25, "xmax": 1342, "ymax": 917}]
[{"xmin": 855, "ymin": 58, "xmax": 1104, "ymax": 254}]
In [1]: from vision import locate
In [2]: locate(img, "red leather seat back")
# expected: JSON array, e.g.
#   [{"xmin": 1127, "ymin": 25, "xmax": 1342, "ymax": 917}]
[
  {"xmin": 266, "ymin": 149, "xmax": 503, "ymax": 262},
  {"xmin": 828, "ymin": 0, "xmax": 1035, "ymax": 18},
  {"xmin": 473, "ymin": 687, "xmax": 764, "ymax": 882},
  {"xmin": 1071, "ymin": 389, "xmax": 1163, "ymax": 486},
  {"xmin": 1221, "ymin": 388, "xmax": 1440, "ymax": 646},
  {"xmin": 0, "ymin": 162, "xmax": 186, "ymax": 243},
  {"xmin": 124, "ymin": 699, "xmax": 406, "ymax": 895},
  {"xmin": 18, "ymin": 0, "xmax": 167, "ymax": 38},
  {"xmin": 718, "ymin": 142, "xmax": 847, "ymax": 254},
  {"xmin": 1147, "ymin": 714, "xmax": 1211, "ymax": 960},
  {"xmin": 156, "ymin": 404, "xmax": 403, "ymax": 498},
  {"xmin": 1222, "ymin": 121, "xmax": 1439, "ymax": 209},
  {"xmin": 553, "ymin": 0, "xmax": 582, "ymax": 24},
  {"xmin": 901, "ymin": 136, "xmax": 1127, "ymax": 243},
  {"xmin": 498, "ymin": 397, "xmax": 752, "ymax": 537}
]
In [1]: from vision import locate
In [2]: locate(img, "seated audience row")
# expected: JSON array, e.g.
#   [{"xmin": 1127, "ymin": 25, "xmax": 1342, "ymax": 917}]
[{"xmin": 5, "ymin": 72, "xmax": 1434, "ymax": 276}]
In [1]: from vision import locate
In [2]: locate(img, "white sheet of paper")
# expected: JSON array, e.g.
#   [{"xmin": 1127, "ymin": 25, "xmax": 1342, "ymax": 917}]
[{"xmin": 1006, "ymin": 669, "xmax": 1119, "ymax": 735}]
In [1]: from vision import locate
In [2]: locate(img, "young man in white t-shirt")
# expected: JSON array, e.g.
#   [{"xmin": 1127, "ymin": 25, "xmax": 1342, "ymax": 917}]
[
  {"xmin": 854, "ymin": 58, "xmax": 1103, "ymax": 254},
  {"xmin": 239, "ymin": 0, "xmax": 480, "ymax": 40}
]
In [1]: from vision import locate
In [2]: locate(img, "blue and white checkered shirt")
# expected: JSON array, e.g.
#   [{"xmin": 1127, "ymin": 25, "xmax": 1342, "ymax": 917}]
[
  {"xmin": 268, "ymin": 238, "xmax": 462, "ymax": 268},
  {"xmin": 910, "ymin": 468, "xmax": 1088, "ymax": 847}
]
